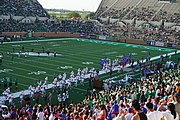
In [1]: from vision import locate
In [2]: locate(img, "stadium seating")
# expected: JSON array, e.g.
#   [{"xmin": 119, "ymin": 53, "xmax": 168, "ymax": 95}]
[
  {"xmin": 96, "ymin": 0, "xmax": 179, "ymax": 23},
  {"xmin": 0, "ymin": 0, "xmax": 49, "ymax": 17}
]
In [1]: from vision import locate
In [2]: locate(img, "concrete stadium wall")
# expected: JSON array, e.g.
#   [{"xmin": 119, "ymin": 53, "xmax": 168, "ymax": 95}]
[
  {"xmin": 1, "ymin": 32, "xmax": 80, "ymax": 38},
  {"xmin": 32, "ymin": 32, "xmax": 80, "ymax": 38},
  {"xmin": 2, "ymin": 32, "xmax": 26, "ymax": 36}
]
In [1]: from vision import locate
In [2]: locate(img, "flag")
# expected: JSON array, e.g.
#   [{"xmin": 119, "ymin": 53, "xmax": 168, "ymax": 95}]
[
  {"xmin": 99, "ymin": 61, "xmax": 103, "ymax": 67},
  {"xmin": 122, "ymin": 55, "xmax": 127, "ymax": 63},
  {"xmin": 103, "ymin": 57, "xmax": 107, "ymax": 64},
  {"xmin": 99, "ymin": 57, "xmax": 107, "ymax": 67},
  {"xmin": 129, "ymin": 52, "xmax": 132, "ymax": 58}
]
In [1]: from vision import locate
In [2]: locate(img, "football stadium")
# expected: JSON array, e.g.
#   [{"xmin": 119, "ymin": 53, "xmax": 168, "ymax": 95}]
[{"xmin": 0, "ymin": 0, "xmax": 180, "ymax": 119}]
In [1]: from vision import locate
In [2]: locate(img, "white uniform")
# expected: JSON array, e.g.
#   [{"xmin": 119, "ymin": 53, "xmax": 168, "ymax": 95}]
[
  {"xmin": 78, "ymin": 68, "xmax": 81, "ymax": 74},
  {"xmin": 66, "ymin": 91, "xmax": 69, "ymax": 100},
  {"xmin": 105, "ymin": 64, "xmax": 109, "ymax": 73},
  {"xmin": 62, "ymin": 73, "xmax": 66, "ymax": 80},
  {"xmin": 30, "ymin": 87, "xmax": 35, "ymax": 98},
  {"xmin": 62, "ymin": 93, "xmax": 66, "ymax": 102},
  {"xmin": 58, "ymin": 74, "xmax": 62, "ymax": 80},
  {"xmin": 19, "ymin": 92, "xmax": 24, "ymax": 101},
  {"xmin": 41, "ymin": 86, "xmax": 45, "ymax": 94},
  {"xmin": 45, "ymin": 77, "xmax": 48, "ymax": 81},
  {"xmin": 117, "ymin": 65, "xmax": 121, "ymax": 73},
  {"xmin": 71, "ymin": 71, "xmax": 74, "ymax": 77},
  {"xmin": 77, "ymin": 72, "xmax": 81, "ymax": 81},
  {"xmin": 81, "ymin": 74, "xmax": 85, "ymax": 85},
  {"xmin": 112, "ymin": 61, "xmax": 115, "ymax": 69},
  {"xmin": 58, "ymin": 94, "xmax": 62, "ymax": 104},
  {"xmin": 85, "ymin": 67, "xmax": 88, "ymax": 74},
  {"xmin": 8, "ymin": 95, "xmax": 13, "ymax": 105}
]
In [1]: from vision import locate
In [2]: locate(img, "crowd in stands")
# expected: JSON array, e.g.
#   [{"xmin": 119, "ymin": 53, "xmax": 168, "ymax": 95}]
[
  {"xmin": 151, "ymin": 10, "xmax": 179, "ymax": 23},
  {"xmin": 0, "ymin": 0, "xmax": 179, "ymax": 43},
  {"xmin": 58, "ymin": 20, "xmax": 100, "ymax": 35},
  {"xmin": 0, "ymin": 19, "xmax": 101, "ymax": 35},
  {"xmin": 97, "ymin": 7, "xmax": 131, "ymax": 19},
  {"xmin": 124, "ymin": 7, "xmax": 156, "ymax": 21},
  {"xmin": 0, "ymin": 17, "xmax": 179, "ymax": 44},
  {"xmin": 0, "ymin": 0, "xmax": 48, "ymax": 17},
  {"xmin": 0, "ymin": 19, "xmax": 50, "ymax": 32},
  {"xmin": 126, "ymin": 25, "xmax": 179, "ymax": 42},
  {"xmin": 98, "ymin": 6, "xmax": 179, "ymax": 23},
  {"xmin": 97, "ymin": 21, "xmax": 179, "ymax": 43}
]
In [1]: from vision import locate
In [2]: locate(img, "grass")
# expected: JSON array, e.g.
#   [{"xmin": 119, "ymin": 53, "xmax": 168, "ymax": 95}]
[
  {"xmin": 0, "ymin": 38, "xmax": 178, "ymax": 107},
  {"xmin": 48, "ymin": 12, "xmax": 90, "ymax": 20}
]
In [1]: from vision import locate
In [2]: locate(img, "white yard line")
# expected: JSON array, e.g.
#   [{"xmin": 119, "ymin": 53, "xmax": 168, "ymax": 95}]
[
  {"xmin": 72, "ymin": 87, "xmax": 87, "ymax": 92},
  {"xmin": 0, "ymin": 50, "xmax": 179, "ymax": 101}
]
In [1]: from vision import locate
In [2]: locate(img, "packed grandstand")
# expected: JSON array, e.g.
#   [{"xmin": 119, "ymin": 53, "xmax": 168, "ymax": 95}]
[{"xmin": 0, "ymin": 0, "xmax": 180, "ymax": 120}]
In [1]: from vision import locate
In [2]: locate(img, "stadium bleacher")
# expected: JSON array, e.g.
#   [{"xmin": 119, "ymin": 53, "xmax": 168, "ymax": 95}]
[
  {"xmin": 0, "ymin": 0, "xmax": 179, "ymax": 119},
  {"xmin": 0, "ymin": 0, "xmax": 49, "ymax": 17},
  {"xmin": 96, "ymin": 0, "xmax": 179, "ymax": 23}
]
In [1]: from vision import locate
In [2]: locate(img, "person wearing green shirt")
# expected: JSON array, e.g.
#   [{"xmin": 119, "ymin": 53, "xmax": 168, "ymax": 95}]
[
  {"xmin": 87, "ymin": 99, "xmax": 93, "ymax": 108},
  {"xmin": 144, "ymin": 91, "xmax": 150, "ymax": 99},
  {"xmin": 104, "ymin": 93, "xmax": 108, "ymax": 99},
  {"xmin": 100, "ymin": 97, "xmax": 105, "ymax": 104},
  {"xmin": 136, "ymin": 91, "xmax": 140, "ymax": 100},
  {"xmin": 151, "ymin": 89, "xmax": 156, "ymax": 99}
]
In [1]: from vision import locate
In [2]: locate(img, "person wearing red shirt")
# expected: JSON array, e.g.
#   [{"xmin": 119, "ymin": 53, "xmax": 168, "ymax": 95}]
[
  {"xmin": 97, "ymin": 105, "xmax": 107, "ymax": 120},
  {"xmin": 110, "ymin": 68, "xmax": 112, "ymax": 77},
  {"xmin": 35, "ymin": 92, "xmax": 40, "ymax": 104}
]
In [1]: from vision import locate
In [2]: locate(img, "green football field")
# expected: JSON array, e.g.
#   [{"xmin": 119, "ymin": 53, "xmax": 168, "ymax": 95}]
[{"xmin": 0, "ymin": 38, "xmax": 178, "ymax": 106}]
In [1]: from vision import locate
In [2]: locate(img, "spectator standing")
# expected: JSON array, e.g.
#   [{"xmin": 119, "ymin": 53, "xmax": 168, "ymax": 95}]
[
  {"xmin": 131, "ymin": 100, "xmax": 147, "ymax": 120},
  {"xmin": 37, "ymin": 107, "xmax": 44, "ymax": 120},
  {"xmin": 146, "ymin": 102, "xmax": 165, "ymax": 120},
  {"xmin": 125, "ymin": 108, "xmax": 133, "ymax": 120},
  {"xmin": 160, "ymin": 103, "xmax": 179, "ymax": 120},
  {"xmin": 35, "ymin": 92, "xmax": 40, "ymax": 104},
  {"xmin": 174, "ymin": 93, "xmax": 180, "ymax": 120}
]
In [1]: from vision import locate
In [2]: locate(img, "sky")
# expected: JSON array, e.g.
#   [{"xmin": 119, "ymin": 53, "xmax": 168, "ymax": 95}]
[{"xmin": 37, "ymin": 0, "xmax": 102, "ymax": 12}]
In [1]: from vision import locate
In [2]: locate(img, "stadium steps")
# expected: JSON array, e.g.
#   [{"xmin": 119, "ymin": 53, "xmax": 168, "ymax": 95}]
[
  {"xmin": 150, "ymin": 3, "xmax": 166, "ymax": 21},
  {"xmin": 161, "ymin": 3, "xmax": 180, "ymax": 14},
  {"xmin": 99, "ymin": 0, "xmax": 119, "ymax": 17},
  {"xmin": 122, "ymin": 0, "xmax": 144, "ymax": 19}
]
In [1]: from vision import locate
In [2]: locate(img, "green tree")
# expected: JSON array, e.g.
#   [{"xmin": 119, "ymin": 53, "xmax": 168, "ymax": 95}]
[
  {"xmin": 85, "ymin": 12, "xmax": 95, "ymax": 19},
  {"xmin": 67, "ymin": 12, "xmax": 81, "ymax": 19}
]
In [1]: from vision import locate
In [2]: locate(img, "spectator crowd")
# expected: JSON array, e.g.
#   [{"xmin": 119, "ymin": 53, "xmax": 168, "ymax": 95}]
[
  {"xmin": 97, "ymin": 6, "xmax": 179, "ymax": 23},
  {"xmin": 0, "ymin": 0, "xmax": 48, "ymax": 17}
]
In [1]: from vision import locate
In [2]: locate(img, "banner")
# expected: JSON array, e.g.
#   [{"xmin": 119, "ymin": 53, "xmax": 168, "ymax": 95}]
[
  {"xmin": 155, "ymin": 41, "xmax": 164, "ymax": 47},
  {"xmin": 80, "ymin": 33, "xmax": 88, "ymax": 38},
  {"xmin": 167, "ymin": 43, "xmax": 176, "ymax": 48},
  {"xmin": 106, "ymin": 36, "xmax": 117, "ymax": 40},
  {"xmin": 89, "ymin": 34, "xmax": 96, "ymax": 39},
  {"xmin": 146, "ymin": 40, "xmax": 155, "ymax": 46},
  {"xmin": 0, "ymin": 36, "xmax": 4, "ymax": 40},
  {"xmin": 99, "ymin": 35, "xmax": 107, "ymax": 40}
]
